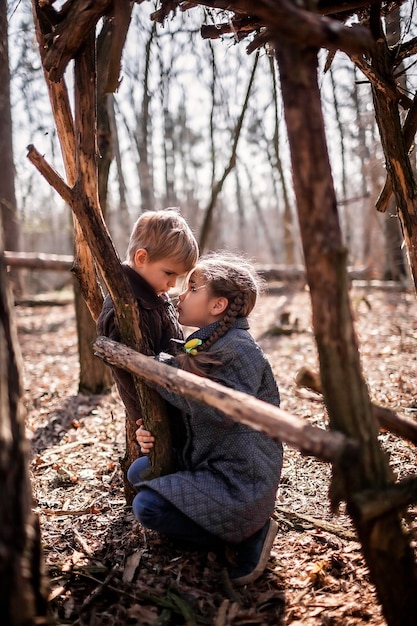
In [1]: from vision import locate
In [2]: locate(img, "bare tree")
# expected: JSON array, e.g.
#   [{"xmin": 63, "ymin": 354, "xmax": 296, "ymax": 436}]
[
  {"xmin": 199, "ymin": 50, "xmax": 259, "ymax": 250},
  {"xmin": 0, "ymin": 219, "xmax": 48, "ymax": 624},
  {"xmin": 0, "ymin": 0, "xmax": 22, "ymax": 294}
]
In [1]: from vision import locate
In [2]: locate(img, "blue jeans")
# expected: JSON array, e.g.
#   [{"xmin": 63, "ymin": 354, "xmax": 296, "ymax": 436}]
[{"xmin": 127, "ymin": 456, "xmax": 222, "ymax": 549}]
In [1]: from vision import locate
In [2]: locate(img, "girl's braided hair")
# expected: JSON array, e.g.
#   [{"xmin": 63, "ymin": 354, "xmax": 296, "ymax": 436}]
[{"xmin": 177, "ymin": 252, "xmax": 263, "ymax": 377}]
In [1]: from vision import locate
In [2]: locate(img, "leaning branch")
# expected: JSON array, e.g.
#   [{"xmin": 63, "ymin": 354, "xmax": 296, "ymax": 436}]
[
  {"xmin": 296, "ymin": 366, "xmax": 417, "ymax": 446},
  {"xmin": 26, "ymin": 145, "xmax": 74, "ymax": 205},
  {"xmin": 93, "ymin": 336, "xmax": 358, "ymax": 464},
  {"xmin": 375, "ymin": 92, "xmax": 417, "ymax": 213}
]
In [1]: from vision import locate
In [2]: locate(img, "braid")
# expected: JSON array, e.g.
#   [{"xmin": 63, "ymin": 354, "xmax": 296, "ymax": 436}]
[{"xmin": 198, "ymin": 292, "xmax": 247, "ymax": 353}]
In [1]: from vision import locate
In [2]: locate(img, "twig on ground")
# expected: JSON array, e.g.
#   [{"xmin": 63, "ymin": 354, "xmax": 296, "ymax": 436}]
[{"xmin": 274, "ymin": 506, "xmax": 357, "ymax": 541}]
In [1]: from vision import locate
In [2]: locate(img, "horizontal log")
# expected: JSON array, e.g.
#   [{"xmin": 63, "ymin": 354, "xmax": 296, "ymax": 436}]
[
  {"xmin": 5, "ymin": 253, "xmax": 377, "ymax": 283},
  {"xmin": 257, "ymin": 264, "xmax": 371, "ymax": 282},
  {"xmin": 295, "ymin": 366, "xmax": 417, "ymax": 445},
  {"xmin": 93, "ymin": 336, "xmax": 358, "ymax": 464},
  {"xmin": 4, "ymin": 252, "xmax": 74, "ymax": 271}
]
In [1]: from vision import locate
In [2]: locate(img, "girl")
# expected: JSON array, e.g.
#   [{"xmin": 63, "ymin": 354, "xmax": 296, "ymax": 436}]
[{"xmin": 127, "ymin": 252, "xmax": 283, "ymax": 585}]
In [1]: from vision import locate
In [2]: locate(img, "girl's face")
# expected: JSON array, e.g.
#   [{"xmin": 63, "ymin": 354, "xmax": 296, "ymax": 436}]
[{"xmin": 177, "ymin": 270, "xmax": 227, "ymax": 328}]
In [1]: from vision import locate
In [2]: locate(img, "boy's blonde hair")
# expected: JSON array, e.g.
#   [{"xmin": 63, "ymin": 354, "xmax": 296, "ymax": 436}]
[{"xmin": 126, "ymin": 208, "xmax": 199, "ymax": 271}]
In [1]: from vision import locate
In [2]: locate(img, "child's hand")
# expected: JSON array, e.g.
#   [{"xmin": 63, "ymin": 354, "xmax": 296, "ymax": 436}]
[{"xmin": 135, "ymin": 419, "xmax": 155, "ymax": 453}]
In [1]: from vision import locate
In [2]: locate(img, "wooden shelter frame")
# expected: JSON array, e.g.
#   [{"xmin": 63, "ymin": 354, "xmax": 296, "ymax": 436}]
[{"xmin": 28, "ymin": 1, "xmax": 417, "ymax": 623}]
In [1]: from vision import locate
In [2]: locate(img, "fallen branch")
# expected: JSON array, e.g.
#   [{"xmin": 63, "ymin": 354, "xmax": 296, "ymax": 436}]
[
  {"xmin": 274, "ymin": 505, "xmax": 357, "ymax": 542},
  {"xmin": 78, "ymin": 567, "xmax": 118, "ymax": 614},
  {"xmin": 93, "ymin": 336, "xmax": 358, "ymax": 464},
  {"xmin": 295, "ymin": 366, "xmax": 417, "ymax": 445}
]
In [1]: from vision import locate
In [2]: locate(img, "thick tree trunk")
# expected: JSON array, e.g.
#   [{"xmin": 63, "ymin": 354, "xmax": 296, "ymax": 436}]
[
  {"xmin": 74, "ymin": 279, "xmax": 112, "ymax": 394},
  {"xmin": 31, "ymin": 2, "xmax": 174, "ymax": 491},
  {"xmin": 274, "ymin": 39, "xmax": 417, "ymax": 625},
  {"xmin": 0, "ymin": 245, "xmax": 48, "ymax": 624}
]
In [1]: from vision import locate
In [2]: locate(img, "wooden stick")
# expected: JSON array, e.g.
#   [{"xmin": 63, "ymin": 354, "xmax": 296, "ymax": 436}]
[
  {"xmin": 26, "ymin": 145, "xmax": 74, "ymax": 205},
  {"xmin": 93, "ymin": 336, "xmax": 358, "ymax": 464},
  {"xmin": 274, "ymin": 505, "xmax": 357, "ymax": 541},
  {"xmin": 296, "ymin": 366, "xmax": 417, "ymax": 445}
]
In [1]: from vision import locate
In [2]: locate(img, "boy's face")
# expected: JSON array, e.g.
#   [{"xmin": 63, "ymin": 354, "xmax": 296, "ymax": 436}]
[{"xmin": 133, "ymin": 250, "xmax": 188, "ymax": 295}]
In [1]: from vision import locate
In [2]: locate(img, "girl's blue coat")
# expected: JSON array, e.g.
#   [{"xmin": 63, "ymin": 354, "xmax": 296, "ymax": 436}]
[{"xmin": 142, "ymin": 317, "xmax": 283, "ymax": 543}]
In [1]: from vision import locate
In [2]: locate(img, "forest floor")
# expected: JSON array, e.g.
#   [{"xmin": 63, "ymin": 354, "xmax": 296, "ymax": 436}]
[{"xmin": 17, "ymin": 281, "xmax": 417, "ymax": 626}]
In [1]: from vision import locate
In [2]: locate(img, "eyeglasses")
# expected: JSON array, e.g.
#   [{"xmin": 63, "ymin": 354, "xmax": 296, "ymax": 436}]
[
  {"xmin": 171, "ymin": 284, "xmax": 207, "ymax": 306},
  {"xmin": 189, "ymin": 284, "xmax": 207, "ymax": 292},
  {"xmin": 178, "ymin": 283, "xmax": 207, "ymax": 298}
]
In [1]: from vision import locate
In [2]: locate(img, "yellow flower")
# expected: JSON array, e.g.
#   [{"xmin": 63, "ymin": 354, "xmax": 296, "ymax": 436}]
[{"xmin": 185, "ymin": 338, "xmax": 202, "ymax": 355}]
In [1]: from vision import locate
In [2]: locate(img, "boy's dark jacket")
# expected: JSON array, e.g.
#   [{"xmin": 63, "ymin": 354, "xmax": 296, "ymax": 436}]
[{"xmin": 96, "ymin": 264, "xmax": 184, "ymax": 428}]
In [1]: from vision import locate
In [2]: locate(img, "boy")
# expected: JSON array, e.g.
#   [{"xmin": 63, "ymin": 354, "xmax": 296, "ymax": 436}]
[{"xmin": 97, "ymin": 208, "xmax": 199, "ymax": 428}]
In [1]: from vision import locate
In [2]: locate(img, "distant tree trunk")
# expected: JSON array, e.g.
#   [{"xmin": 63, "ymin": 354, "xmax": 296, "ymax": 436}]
[
  {"xmin": 382, "ymin": 7, "xmax": 407, "ymax": 281},
  {"xmin": 199, "ymin": 51, "xmax": 259, "ymax": 251},
  {"xmin": 242, "ymin": 161, "xmax": 279, "ymax": 258},
  {"xmin": 0, "ymin": 235, "xmax": 48, "ymax": 623},
  {"xmin": 269, "ymin": 55, "xmax": 295, "ymax": 265},
  {"xmin": 74, "ymin": 278, "xmax": 112, "ymax": 394},
  {"xmin": 329, "ymin": 64, "xmax": 350, "ymax": 250},
  {"xmin": 137, "ymin": 22, "xmax": 156, "ymax": 213},
  {"xmin": 274, "ymin": 38, "xmax": 417, "ymax": 626},
  {"xmin": 108, "ymin": 95, "xmax": 130, "ymax": 245},
  {"xmin": 0, "ymin": 0, "xmax": 22, "ymax": 295}
]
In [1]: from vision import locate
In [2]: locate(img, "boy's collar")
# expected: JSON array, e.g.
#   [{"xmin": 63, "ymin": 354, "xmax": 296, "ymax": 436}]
[{"xmin": 122, "ymin": 264, "xmax": 167, "ymax": 308}]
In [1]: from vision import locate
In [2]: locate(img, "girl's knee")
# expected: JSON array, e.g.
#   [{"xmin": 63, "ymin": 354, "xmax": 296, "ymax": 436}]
[
  {"xmin": 127, "ymin": 456, "xmax": 150, "ymax": 488},
  {"xmin": 132, "ymin": 488, "xmax": 160, "ymax": 526}
]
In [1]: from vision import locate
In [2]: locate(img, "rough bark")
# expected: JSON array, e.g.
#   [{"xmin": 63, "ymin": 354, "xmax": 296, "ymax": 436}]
[
  {"xmin": 41, "ymin": 0, "xmax": 113, "ymax": 81},
  {"xmin": 0, "ymin": 242, "xmax": 48, "ymax": 623},
  {"xmin": 372, "ymin": 88, "xmax": 417, "ymax": 288},
  {"xmin": 74, "ymin": 279, "xmax": 112, "ymax": 394},
  {"xmin": 375, "ymin": 91, "xmax": 417, "ymax": 213},
  {"xmin": 274, "ymin": 38, "xmax": 417, "ymax": 625},
  {"xmin": 32, "ymin": 2, "xmax": 108, "ymax": 395},
  {"xmin": 31, "ymin": 1, "xmax": 175, "ymax": 487},
  {"xmin": 155, "ymin": 0, "xmax": 373, "ymax": 55}
]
